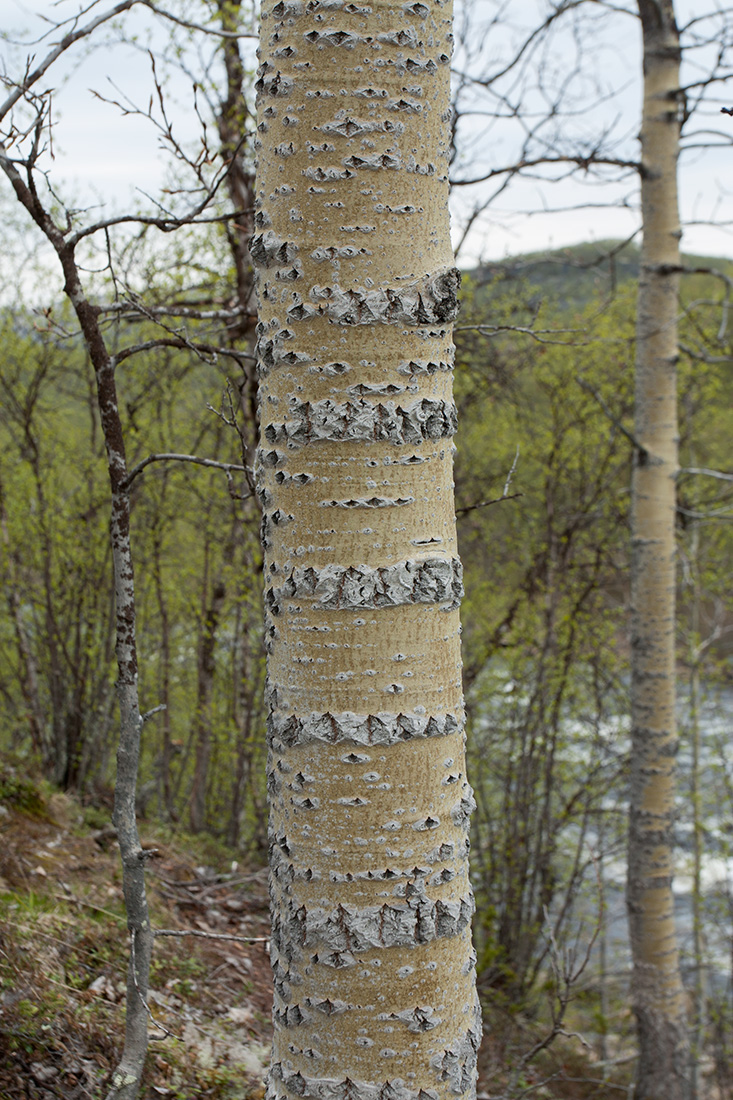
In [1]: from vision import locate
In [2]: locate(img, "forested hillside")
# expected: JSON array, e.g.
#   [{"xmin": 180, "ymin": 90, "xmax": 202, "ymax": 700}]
[{"xmin": 2, "ymin": 241, "xmax": 733, "ymax": 1096}]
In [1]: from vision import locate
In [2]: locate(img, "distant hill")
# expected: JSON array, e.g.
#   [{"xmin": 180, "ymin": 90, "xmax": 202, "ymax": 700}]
[{"xmin": 467, "ymin": 239, "xmax": 733, "ymax": 309}]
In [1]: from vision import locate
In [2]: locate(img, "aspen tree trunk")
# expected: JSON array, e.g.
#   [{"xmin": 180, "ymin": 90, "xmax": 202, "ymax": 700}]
[
  {"xmin": 252, "ymin": 0, "xmax": 480, "ymax": 1097},
  {"xmin": 628, "ymin": 3, "xmax": 688, "ymax": 1097}
]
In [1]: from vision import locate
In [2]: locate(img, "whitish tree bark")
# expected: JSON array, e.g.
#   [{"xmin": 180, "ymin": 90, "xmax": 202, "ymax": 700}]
[
  {"xmin": 628, "ymin": 3, "xmax": 688, "ymax": 1097},
  {"xmin": 252, "ymin": 0, "xmax": 480, "ymax": 1097}
]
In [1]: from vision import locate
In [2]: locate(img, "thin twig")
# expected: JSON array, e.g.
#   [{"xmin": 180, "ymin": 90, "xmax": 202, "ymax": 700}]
[
  {"xmin": 207, "ymin": 379, "xmax": 257, "ymax": 496},
  {"xmin": 54, "ymin": 891, "xmax": 126, "ymax": 924},
  {"xmin": 455, "ymin": 323, "xmax": 586, "ymax": 345},
  {"xmin": 156, "ymin": 869, "xmax": 267, "ymax": 890},
  {"xmin": 114, "ymin": 338, "xmax": 256, "ymax": 366},
  {"xmin": 456, "ymin": 492, "xmax": 523, "ymax": 516},
  {"xmin": 142, "ymin": 703, "xmax": 167, "ymax": 723},
  {"xmin": 130, "ymin": 930, "xmax": 178, "ymax": 1041},
  {"xmin": 121, "ymin": 452, "xmax": 251, "ymax": 490},
  {"xmin": 0, "ymin": 0, "xmax": 143, "ymax": 124},
  {"xmin": 148, "ymin": 1, "xmax": 258, "ymax": 38},
  {"xmin": 100, "ymin": 302, "xmax": 246, "ymax": 322},
  {"xmin": 503, "ymin": 445, "xmax": 520, "ymax": 497},
  {"xmin": 458, "ymin": 449, "xmax": 523, "ymax": 515},
  {"xmin": 153, "ymin": 929, "xmax": 269, "ymax": 944},
  {"xmin": 575, "ymin": 375, "xmax": 643, "ymax": 454}
]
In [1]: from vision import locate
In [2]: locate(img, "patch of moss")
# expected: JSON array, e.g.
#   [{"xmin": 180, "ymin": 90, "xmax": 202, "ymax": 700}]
[{"xmin": 0, "ymin": 770, "xmax": 50, "ymax": 819}]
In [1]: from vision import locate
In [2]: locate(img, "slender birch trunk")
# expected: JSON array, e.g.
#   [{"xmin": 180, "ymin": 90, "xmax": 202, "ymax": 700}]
[
  {"xmin": 628, "ymin": 3, "xmax": 688, "ymax": 1097},
  {"xmin": 0, "ymin": 144, "xmax": 153, "ymax": 1100},
  {"xmin": 252, "ymin": 0, "xmax": 480, "ymax": 1096}
]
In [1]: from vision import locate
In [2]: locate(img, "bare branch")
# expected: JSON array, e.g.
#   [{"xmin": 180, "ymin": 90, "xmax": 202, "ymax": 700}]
[
  {"xmin": 100, "ymin": 301, "xmax": 246, "ymax": 322},
  {"xmin": 121, "ymin": 452, "xmax": 251, "ymax": 490},
  {"xmin": 503, "ymin": 444, "xmax": 520, "ymax": 497},
  {"xmin": 679, "ymin": 466, "xmax": 733, "ymax": 483},
  {"xmin": 452, "ymin": 152, "xmax": 639, "ymax": 189},
  {"xmin": 141, "ymin": 704, "xmax": 167, "ymax": 723},
  {"xmin": 114, "ymin": 338, "xmax": 255, "ymax": 366},
  {"xmin": 153, "ymin": 928, "xmax": 269, "ymax": 944},
  {"xmin": 679, "ymin": 341, "xmax": 733, "ymax": 363},
  {"xmin": 207, "ymin": 380, "xmax": 258, "ymax": 497},
  {"xmin": 66, "ymin": 181, "xmax": 240, "ymax": 245},
  {"xmin": 147, "ymin": 1, "xmax": 258, "ymax": 39},
  {"xmin": 455, "ymin": 323, "xmax": 587, "ymax": 345},
  {"xmin": 456, "ymin": 492, "xmax": 523, "ymax": 516},
  {"xmin": 0, "ymin": 0, "xmax": 143, "ymax": 124},
  {"xmin": 575, "ymin": 375, "xmax": 642, "ymax": 454}
]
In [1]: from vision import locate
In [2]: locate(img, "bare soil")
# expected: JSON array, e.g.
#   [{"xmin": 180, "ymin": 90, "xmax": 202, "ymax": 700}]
[{"xmin": 0, "ymin": 786, "xmax": 272, "ymax": 1099}]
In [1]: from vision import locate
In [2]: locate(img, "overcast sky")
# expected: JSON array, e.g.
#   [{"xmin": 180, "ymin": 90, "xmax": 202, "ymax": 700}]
[{"xmin": 1, "ymin": 0, "xmax": 732, "ymax": 270}]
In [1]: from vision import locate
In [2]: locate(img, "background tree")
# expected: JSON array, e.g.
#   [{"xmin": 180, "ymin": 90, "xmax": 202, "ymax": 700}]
[
  {"xmin": 455, "ymin": 280, "xmax": 634, "ymax": 1019},
  {"xmin": 627, "ymin": 2, "xmax": 688, "ymax": 1097}
]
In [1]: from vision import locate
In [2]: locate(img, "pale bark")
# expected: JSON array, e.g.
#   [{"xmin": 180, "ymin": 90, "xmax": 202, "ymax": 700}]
[
  {"xmin": 628, "ymin": 2, "xmax": 688, "ymax": 1097},
  {"xmin": 253, "ymin": 0, "xmax": 479, "ymax": 1097}
]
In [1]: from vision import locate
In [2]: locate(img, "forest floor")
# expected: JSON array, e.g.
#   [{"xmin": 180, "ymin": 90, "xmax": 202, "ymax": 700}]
[
  {"xmin": 0, "ymin": 767, "xmax": 273, "ymax": 1100},
  {"xmin": 0, "ymin": 765, "xmax": 635, "ymax": 1100}
]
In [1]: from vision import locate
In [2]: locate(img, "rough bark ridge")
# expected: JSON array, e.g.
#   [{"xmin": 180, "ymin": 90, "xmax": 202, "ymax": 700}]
[
  {"xmin": 252, "ymin": 0, "xmax": 480, "ymax": 1097},
  {"xmin": 628, "ymin": 2, "xmax": 688, "ymax": 1098}
]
